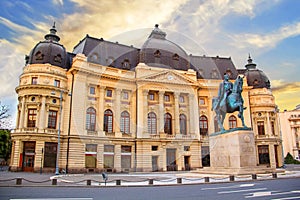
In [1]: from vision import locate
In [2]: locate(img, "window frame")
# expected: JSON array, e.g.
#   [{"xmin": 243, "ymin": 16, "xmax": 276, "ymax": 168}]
[
  {"xmin": 199, "ymin": 115, "xmax": 208, "ymax": 136},
  {"xmin": 229, "ymin": 115, "xmax": 237, "ymax": 129},
  {"xmin": 104, "ymin": 109, "xmax": 113, "ymax": 133},
  {"xmin": 48, "ymin": 110, "xmax": 57, "ymax": 129},
  {"xmin": 148, "ymin": 112, "xmax": 157, "ymax": 134},
  {"xmin": 120, "ymin": 111, "xmax": 130, "ymax": 134},
  {"xmin": 86, "ymin": 107, "xmax": 96, "ymax": 131}
]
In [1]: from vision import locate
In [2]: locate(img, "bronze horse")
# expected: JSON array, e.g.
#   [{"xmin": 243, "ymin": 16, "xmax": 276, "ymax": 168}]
[{"xmin": 212, "ymin": 76, "xmax": 247, "ymax": 131}]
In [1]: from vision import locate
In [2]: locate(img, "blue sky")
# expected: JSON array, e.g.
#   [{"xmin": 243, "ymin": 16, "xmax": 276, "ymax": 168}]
[{"xmin": 0, "ymin": 0, "xmax": 300, "ymax": 127}]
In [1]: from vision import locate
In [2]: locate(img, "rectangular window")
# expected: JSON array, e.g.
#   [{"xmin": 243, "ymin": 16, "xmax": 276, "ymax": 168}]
[
  {"xmin": 184, "ymin": 146, "xmax": 190, "ymax": 151},
  {"xmin": 258, "ymin": 145, "xmax": 270, "ymax": 164},
  {"xmin": 27, "ymin": 109, "xmax": 37, "ymax": 127},
  {"xmin": 149, "ymin": 93, "xmax": 155, "ymax": 101},
  {"xmin": 123, "ymin": 91, "xmax": 129, "ymax": 100},
  {"xmin": 106, "ymin": 89, "xmax": 112, "ymax": 97},
  {"xmin": 199, "ymin": 97, "xmax": 205, "ymax": 105},
  {"xmin": 85, "ymin": 144, "xmax": 97, "ymax": 168},
  {"xmin": 54, "ymin": 80, "xmax": 60, "ymax": 87},
  {"xmin": 31, "ymin": 77, "xmax": 38, "ymax": 85},
  {"xmin": 43, "ymin": 142, "xmax": 57, "ymax": 168},
  {"xmin": 90, "ymin": 86, "xmax": 95, "ymax": 95},
  {"xmin": 104, "ymin": 145, "xmax": 114, "ymax": 169},
  {"xmin": 152, "ymin": 146, "xmax": 158, "ymax": 151},
  {"xmin": 164, "ymin": 94, "xmax": 170, "ymax": 102},
  {"xmin": 257, "ymin": 121, "xmax": 265, "ymax": 135},
  {"xmin": 48, "ymin": 110, "xmax": 57, "ymax": 129},
  {"xmin": 121, "ymin": 146, "xmax": 131, "ymax": 169},
  {"xmin": 179, "ymin": 96, "xmax": 185, "ymax": 103},
  {"xmin": 271, "ymin": 121, "xmax": 275, "ymax": 135}
]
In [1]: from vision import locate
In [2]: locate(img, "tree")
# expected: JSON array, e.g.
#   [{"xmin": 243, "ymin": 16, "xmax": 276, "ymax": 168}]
[
  {"xmin": 284, "ymin": 152, "xmax": 300, "ymax": 164},
  {"xmin": 0, "ymin": 129, "xmax": 11, "ymax": 163},
  {"xmin": 0, "ymin": 101, "xmax": 10, "ymax": 129},
  {"xmin": 0, "ymin": 102, "xmax": 11, "ymax": 164}
]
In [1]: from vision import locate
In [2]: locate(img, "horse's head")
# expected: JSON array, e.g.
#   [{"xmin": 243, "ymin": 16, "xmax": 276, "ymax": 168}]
[{"xmin": 233, "ymin": 76, "xmax": 243, "ymax": 93}]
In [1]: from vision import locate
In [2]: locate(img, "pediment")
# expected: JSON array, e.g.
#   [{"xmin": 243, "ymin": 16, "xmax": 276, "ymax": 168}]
[{"xmin": 141, "ymin": 70, "xmax": 197, "ymax": 85}]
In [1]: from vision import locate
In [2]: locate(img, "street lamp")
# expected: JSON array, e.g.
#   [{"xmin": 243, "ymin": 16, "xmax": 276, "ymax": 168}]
[{"xmin": 54, "ymin": 90, "xmax": 63, "ymax": 175}]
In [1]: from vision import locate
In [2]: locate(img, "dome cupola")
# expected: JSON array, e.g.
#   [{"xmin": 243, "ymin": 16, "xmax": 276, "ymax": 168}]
[
  {"xmin": 244, "ymin": 55, "xmax": 271, "ymax": 89},
  {"xmin": 26, "ymin": 23, "xmax": 67, "ymax": 69},
  {"xmin": 140, "ymin": 24, "xmax": 189, "ymax": 70}
]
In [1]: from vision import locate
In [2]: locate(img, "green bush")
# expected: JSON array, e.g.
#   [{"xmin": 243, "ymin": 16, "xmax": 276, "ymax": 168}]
[{"xmin": 284, "ymin": 152, "xmax": 300, "ymax": 164}]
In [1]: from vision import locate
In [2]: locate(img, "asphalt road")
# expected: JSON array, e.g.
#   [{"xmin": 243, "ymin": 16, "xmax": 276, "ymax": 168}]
[{"xmin": 1, "ymin": 178, "xmax": 299, "ymax": 200}]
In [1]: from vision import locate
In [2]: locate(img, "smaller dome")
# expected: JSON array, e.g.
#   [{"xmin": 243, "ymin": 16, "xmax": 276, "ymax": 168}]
[
  {"xmin": 27, "ymin": 23, "xmax": 67, "ymax": 68},
  {"xmin": 244, "ymin": 55, "xmax": 271, "ymax": 89}
]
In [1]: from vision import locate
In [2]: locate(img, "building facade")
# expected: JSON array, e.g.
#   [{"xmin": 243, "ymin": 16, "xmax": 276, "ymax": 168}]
[
  {"xmin": 10, "ymin": 24, "xmax": 283, "ymax": 173},
  {"xmin": 279, "ymin": 105, "xmax": 300, "ymax": 160}
]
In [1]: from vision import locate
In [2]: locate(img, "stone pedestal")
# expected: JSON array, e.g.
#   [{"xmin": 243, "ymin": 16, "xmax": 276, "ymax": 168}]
[{"xmin": 209, "ymin": 130, "xmax": 257, "ymax": 174}]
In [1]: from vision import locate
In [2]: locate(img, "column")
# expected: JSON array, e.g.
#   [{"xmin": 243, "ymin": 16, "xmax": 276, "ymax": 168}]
[
  {"xmin": 174, "ymin": 92, "xmax": 180, "ymax": 135},
  {"xmin": 158, "ymin": 91, "xmax": 165, "ymax": 134},
  {"xmin": 115, "ymin": 145, "xmax": 121, "ymax": 172},
  {"xmin": 142, "ymin": 90, "xmax": 149, "ymax": 135},
  {"xmin": 266, "ymin": 112, "xmax": 272, "ymax": 136},
  {"xmin": 189, "ymin": 92, "xmax": 200, "ymax": 137},
  {"xmin": 38, "ymin": 96, "xmax": 46, "ymax": 130},
  {"xmin": 19, "ymin": 96, "xmax": 26, "ymax": 129},
  {"xmin": 269, "ymin": 145, "xmax": 276, "ymax": 169},
  {"xmin": 189, "ymin": 93, "xmax": 195, "ymax": 135},
  {"xmin": 99, "ymin": 86, "xmax": 105, "ymax": 133},
  {"xmin": 115, "ymin": 89, "xmax": 121, "ymax": 135}
]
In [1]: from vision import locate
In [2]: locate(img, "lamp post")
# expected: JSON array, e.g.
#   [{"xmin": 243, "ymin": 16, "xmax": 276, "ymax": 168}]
[{"xmin": 55, "ymin": 90, "xmax": 63, "ymax": 175}]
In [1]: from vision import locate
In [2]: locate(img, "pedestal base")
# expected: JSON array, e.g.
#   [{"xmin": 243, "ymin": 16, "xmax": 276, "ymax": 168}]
[{"xmin": 209, "ymin": 130, "xmax": 258, "ymax": 175}]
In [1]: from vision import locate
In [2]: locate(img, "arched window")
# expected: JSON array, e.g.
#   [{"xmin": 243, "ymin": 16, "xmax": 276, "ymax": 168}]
[
  {"xmin": 229, "ymin": 115, "xmax": 237, "ymax": 129},
  {"xmin": 104, "ymin": 109, "xmax": 113, "ymax": 133},
  {"xmin": 199, "ymin": 115, "xmax": 208, "ymax": 136},
  {"xmin": 180, "ymin": 114, "xmax": 187, "ymax": 135},
  {"xmin": 164, "ymin": 113, "xmax": 172, "ymax": 135},
  {"xmin": 148, "ymin": 112, "xmax": 157, "ymax": 134},
  {"xmin": 120, "ymin": 111, "xmax": 130, "ymax": 134},
  {"xmin": 86, "ymin": 107, "xmax": 96, "ymax": 131}
]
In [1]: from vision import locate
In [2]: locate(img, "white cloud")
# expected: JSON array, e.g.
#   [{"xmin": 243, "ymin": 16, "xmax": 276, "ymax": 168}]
[
  {"xmin": 232, "ymin": 22, "xmax": 300, "ymax": 49},
  {"xmin": 52, "ymin": 0, "xmax": 64, "ymax": 6}
]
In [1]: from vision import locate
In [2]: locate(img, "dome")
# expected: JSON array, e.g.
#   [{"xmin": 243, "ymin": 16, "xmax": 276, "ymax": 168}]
[
  {"xmin": 140, "ymin": 24, "xmax": 189, "ymax": 70},
  {"xmin": 244, "ymin": 55, "xmax": 271, "ymax": 89},
  {"xmin": 27, "ymin": 23, "xmax": 67, "ymax": 69}
]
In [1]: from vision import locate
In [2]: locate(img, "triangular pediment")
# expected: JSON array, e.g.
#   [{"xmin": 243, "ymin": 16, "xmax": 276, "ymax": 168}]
[{"xmin": 140, "ymin": 70, "xmax": 197, "ymax": 85}]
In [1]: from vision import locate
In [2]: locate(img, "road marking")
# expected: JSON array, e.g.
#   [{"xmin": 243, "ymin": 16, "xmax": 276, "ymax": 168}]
[
  {"xmin": 10, "ymin": 198, "xmax": 93, "ymax": 200},
  {"xmin": 202, "ymin": 183, "xmax": 255, "ymax": 190},
  {"xmin": 218, "ymin": 188, "xmax": 267, "ymax": 194},
  {"xmin": 245, "ymin": 190, "xmax": 300, "ymax": 198},
  {"xmin": 272, "ymin": 197, "xmax": 300, "ymax": 200}
]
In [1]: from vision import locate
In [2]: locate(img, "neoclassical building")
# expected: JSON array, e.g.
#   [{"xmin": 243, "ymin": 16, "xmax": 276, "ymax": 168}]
[
  {"xmin": 10, "ymin": 24, "xmax": 283, "ymax": 173},
  {"xmin": 279, "ymin": 105, "xmax": 300, "ymax": 160}
]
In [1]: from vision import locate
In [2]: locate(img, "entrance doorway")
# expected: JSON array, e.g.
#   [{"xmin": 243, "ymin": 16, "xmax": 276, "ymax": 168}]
[
  {"xmin": 22, "ymin": 141, "xmax": 36, "ymax": 172},
  {"xmin": 152, "ymin": 156, "xmax": 159, "ymax": 172},
  {"xmin": 166, "ymin": 148, "xmax": 177, "ymax": 171},
  {"xmin": 274, "ymin": 145, "xmax": 279, "ymax": 168},
  {"xmin": 184, "ymin": 156, "xmax": 191, "ymax": 171}
]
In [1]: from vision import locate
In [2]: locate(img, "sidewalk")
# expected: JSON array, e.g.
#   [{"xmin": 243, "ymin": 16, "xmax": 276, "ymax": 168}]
[{"xmin": 1, "ymin": 169, "xmax": 300, "ymax": 187}]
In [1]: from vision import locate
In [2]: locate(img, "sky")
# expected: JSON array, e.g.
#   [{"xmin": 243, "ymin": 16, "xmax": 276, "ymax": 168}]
[{"xmin": 0, "ymin": 0, "xmax": 300, "ymax": 127}]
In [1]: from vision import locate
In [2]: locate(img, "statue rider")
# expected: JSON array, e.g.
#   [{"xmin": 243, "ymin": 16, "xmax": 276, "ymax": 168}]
[{"xmin": 214, "ymin": 73, "xmax": 233, "ymax": 111}]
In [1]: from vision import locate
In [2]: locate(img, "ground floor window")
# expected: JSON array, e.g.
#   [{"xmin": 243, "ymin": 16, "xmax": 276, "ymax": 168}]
[
  {"xmin": 104, "ymin": 145, "xmax": 114, "ymax": 169},
  {"xmin": 201, "ymin": 146, "xmax": 210, "ymax": 167},
  {"xmin": 85, "ymin": 144, "xmax": 97, "ymax": 168},
  {"xmin": 121, "ymin": 146, "xmax": 131, "ymax": 169},
  {"xmin": 22, "ymin": 141, "xmax": 36, "ymax": 171},
  {"xmin": 258, "ymin": 145, "xmax": 270, "ymax": 164},
  {"xmin": 44, "ymin": 142, "xmax": 57, "ymax": 168}
]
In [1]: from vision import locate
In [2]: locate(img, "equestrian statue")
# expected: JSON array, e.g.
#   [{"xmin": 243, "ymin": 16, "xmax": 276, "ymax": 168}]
[{"xmin": 212, "ymin": 73, "xmax": 247, "ymax": 132}]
